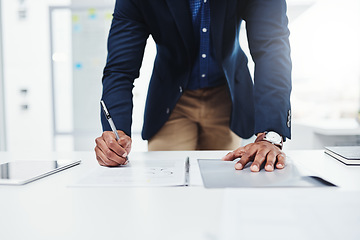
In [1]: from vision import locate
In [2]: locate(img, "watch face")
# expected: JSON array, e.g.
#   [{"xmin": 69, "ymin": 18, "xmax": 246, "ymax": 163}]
[{"xmin": 266, "ymin": 131, "xmax": 282, "ymax": 144}]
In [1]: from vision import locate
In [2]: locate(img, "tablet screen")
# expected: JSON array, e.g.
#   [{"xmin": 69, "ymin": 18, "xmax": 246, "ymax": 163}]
[{"xmin": 0, "ymin": 159, "xmax": 81, "ymax": 185}]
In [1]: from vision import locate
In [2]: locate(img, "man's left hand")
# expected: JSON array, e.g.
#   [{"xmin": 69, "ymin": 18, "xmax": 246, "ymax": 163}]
[{"xmin": 222, "ymin": 141, "xmax": 286, "ymax": 172}]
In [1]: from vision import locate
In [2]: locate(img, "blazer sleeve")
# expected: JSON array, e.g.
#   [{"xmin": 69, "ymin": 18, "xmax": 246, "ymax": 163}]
[
  {"xmin": 243, "ymin": 0, "xmax": 292, "ymax": 139},
  {"xmin": 101, "ymin": 0, "xmax": 149, "ymax": 137}
]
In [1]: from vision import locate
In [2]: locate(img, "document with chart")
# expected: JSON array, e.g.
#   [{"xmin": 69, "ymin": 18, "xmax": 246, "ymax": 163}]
[{"xmin": 74, "ymin": 158, "xmax": 188, "ymax": 187}]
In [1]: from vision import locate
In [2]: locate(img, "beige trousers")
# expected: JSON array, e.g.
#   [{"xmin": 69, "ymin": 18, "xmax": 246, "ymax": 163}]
[{"xmin": 148, "ymin": 84, "xmax": 241, "ymax": 151}]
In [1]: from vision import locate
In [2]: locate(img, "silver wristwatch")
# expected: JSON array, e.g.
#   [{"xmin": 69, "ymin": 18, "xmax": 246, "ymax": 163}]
[{"xmin": 256, "ymin": 131, "xmax": 283, "ymax": 149}]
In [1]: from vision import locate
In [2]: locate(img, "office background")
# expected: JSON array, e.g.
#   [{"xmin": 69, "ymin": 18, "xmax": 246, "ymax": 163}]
[{"xmin": 0, "ymin": 0, "xmax": 359, "ymax": 152}]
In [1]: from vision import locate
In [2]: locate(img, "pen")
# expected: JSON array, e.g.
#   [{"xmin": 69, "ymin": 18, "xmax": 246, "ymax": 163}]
[
  {"xmin": 100, "ymin": 100, "xmax": 120, "ymax": 140},
  {"xmin": 184, "ymin": 157, "xmax": 190, "ymax": 186},
  {"xmin": 100, "ymin": 100, "xmax": 128, "ymax": 161}
]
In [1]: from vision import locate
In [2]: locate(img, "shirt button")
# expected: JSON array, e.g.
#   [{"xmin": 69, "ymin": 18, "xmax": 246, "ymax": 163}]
[
  {"xmin": 204, "ymin": 0, "xmax": 207, "ymax": 3},
  {"xmin": 201, "ymin": 74, "xmax": 206, "ymax": 78},
  {"xmin": 202, "ymin": 28, "xmax": 207, "ymax": 33},
  {"xmin": 202, "ymin": 54, "xmax": 206, "ymax": 58},
  {"xmin": 166, "ymin": 108, "xmax": 170, "ymax": 114}
]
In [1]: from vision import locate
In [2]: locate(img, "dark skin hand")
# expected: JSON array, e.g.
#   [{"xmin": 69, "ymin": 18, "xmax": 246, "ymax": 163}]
[
  {"xmin": 222, "ymin": 141, "xmax": 286, "ymax": 172},
  {"xmin": 94, "ymin": 130, "xmax": 132, "ymax": 167},
  {"xmin": 94, "ymin": 130, "xmax": 285, "ymax": 171}
]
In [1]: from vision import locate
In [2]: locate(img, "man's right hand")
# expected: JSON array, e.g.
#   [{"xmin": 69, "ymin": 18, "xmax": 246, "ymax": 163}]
[{"xmin": 94, "ymin": 130, "xmax": 132, "ymax": 167}]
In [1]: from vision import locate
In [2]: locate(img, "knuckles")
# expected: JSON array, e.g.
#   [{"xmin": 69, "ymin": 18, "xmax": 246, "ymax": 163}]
[
  {"xmin": 95, "ymin": 137, "xmax": 101, "ymax": 145},
  {"xmin": 107, "ymin": 139, "xmax": 118, "ymax": 148},
  {"xmin": 104, "ymin": 149, "xmax": 116, "ymax": 159},
  {"xmin": 255, "ymin": 152, "xmax": 267, "ymax": 159},
  {"xmin": 119, "ymin": 137, "xmax": 131, "ymax": 147},
  {"xmin": 255, "ymin": 141, "xmax": 281, "ymax": 152}
]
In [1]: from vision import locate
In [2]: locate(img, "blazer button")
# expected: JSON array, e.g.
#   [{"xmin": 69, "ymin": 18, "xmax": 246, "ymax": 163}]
[
  {"xmin": 166, "ymin": 108, "xmax": 170, "ymax": 114},
  {"xmin": 287, "ymin": 109, "xmax": 291, "ymax": 128},
  {"xmin": 179, "ymin": 86, "xmax": 183, "ymax": 93}
]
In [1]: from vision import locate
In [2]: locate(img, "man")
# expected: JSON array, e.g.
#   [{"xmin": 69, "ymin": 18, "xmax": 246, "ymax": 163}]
[{"xmin": 95, "ymin": 0, "xmax": 292, "ymax": 172}]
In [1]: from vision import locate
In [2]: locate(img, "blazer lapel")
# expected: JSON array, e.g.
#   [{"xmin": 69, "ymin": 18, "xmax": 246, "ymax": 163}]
[
  {"xmin": 210, "ymin": 0, "xmax": 227, "ymax": 62},
  {"xmin": 165, "ymin": 0, "xmax": 195, "ymax": 59}
]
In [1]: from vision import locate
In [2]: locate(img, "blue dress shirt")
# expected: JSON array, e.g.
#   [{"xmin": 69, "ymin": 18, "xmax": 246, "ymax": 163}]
[{"xmin": 187, "ymin": 0, "xmax": 225, "ymax": 90}]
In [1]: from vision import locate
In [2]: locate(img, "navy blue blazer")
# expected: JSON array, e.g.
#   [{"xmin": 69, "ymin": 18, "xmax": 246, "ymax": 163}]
[{"xmin": 101, "ymin": 0, "xmax": 292, "ymax": 140}]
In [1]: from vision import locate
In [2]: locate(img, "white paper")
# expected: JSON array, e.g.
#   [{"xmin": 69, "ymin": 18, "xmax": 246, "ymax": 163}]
[{"xmin": 73, "ymin": 159, "xmax": 187, "ymax": 187}]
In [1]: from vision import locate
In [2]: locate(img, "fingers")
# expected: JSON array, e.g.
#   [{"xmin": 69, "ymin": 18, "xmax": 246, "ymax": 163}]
[
  {"xmin": 222, "ymin": 147, "xmax": 246, "ymax": 161},
  {"xmin": 236, "ymin": 145, "xmax": 257, "ymax": 170},
  {"xmin": 95, "ymin": 145, "xmax": 122, "ymax": 167},
  {"xmin": 263, "ymin": 151, "xmax": 286, "ymax": 171},
  {"xmin": 276, "ymin": 152, "xmax": 286, "ymax": 169},
  {"xmin": 264, "ymin": 150, "xmax": 277, "ymax": 172},
  {"xmin": 222, "ymin": 147, "xmax": 248, "ymax": 170},
  {"xmin": 229, "ymin": 141, "xmax": 286, "ymax": 172},
  {"xmin": 103, "ymin": 131, "xmax": 129, "ymax": 158},
  {"xmin": 94, "ymin": 131, "xmax": 131, "ymax": 167},
  {"xmin": 117, "ymin": 131, "xmax": 132, "ymax": 157},
  {"xmin": 250, "ymin": 148, "xmax": 268, "ymax": 172},
  {"xmin": 250, "ymin": 142, "xmax": 286, "ymax": 172}
]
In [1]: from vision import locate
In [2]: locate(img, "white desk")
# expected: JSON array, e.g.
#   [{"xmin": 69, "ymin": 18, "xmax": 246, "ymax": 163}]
[{"xmin": 0, "ymin": 150, "xmax": 359, "ymax": 240}]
